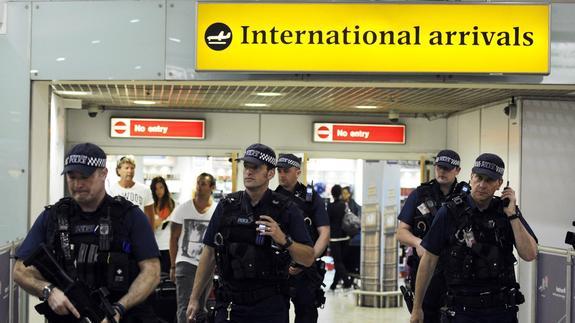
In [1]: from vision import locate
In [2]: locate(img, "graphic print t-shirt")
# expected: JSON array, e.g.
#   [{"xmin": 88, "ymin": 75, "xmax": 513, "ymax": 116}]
[
  {"xmin": 107, "ymin": 181, "xmax": 154, "ymax": 211},
  {"xmin": 170, "ymin": 199, "xmax": 216, "ymax": 266}
]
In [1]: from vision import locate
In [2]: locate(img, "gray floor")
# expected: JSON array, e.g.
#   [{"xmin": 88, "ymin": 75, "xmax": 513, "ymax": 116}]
[{"xmin": 289, "ymin": 268, "xmax": 411, "ymax": 322}]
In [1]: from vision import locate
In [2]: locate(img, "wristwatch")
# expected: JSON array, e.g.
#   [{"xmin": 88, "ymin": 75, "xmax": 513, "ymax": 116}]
[
  {"xmin": 279, "ymin": 235, "xmax": 294, "ymax": 249},
  {"xmin": 40, "ymin": 284, "xmax": 55, "ymax": 301},
  {"xmin": 508, "ymin": 213, "xmax": 521, "ymax": 221}
]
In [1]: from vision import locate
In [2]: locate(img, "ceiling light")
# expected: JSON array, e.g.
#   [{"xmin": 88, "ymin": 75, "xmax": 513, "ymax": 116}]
[
  {"xmin": 30, "ymin": 69, "xmax": 39, "ymax": 74},
  {"xmin": 56, "ymin": 57, "xmax": 66, "ymax": 62},
  {"xmin": 130, "ymin": 19, "xmax": 140, "ymax": 23},
  {"xmin": 134, "ymin": 100, "xmax": 156, "ymax": 105},
  {"xmin": 55, "ymin": 91, "xmax": 92, "ymax": 96},
  {"xmin": 254, "ymin": 92, "xmax": 282, "ymax": 97},
  {"xmin": 355, "ymin": 105, "xmax": 378, "ymax": 109},
  {"xmin": 244, "ymin": 103, "xmax": 269, "ymax": 107},
  {"xmin": 91, "ymin": 40, "xmax": 101, "ymax": 44},
  {"xmin": 168, "ymin": 37, "xmax": 181, "ymax": 43}
]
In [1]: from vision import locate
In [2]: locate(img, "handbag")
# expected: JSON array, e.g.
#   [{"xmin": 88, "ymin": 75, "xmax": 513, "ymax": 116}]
[{"xmin": 341, "ymin": 202, "xmax": 361, "ymax": 236}]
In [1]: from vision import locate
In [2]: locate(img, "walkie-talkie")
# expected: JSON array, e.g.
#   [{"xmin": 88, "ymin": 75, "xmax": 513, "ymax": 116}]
[{"xmin": 502, "ymin": 180, "xmax": 510, "ymax": 207}]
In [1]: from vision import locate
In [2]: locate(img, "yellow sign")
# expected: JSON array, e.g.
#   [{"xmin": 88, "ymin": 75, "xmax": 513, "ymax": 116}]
[{"xmin": 196, "ymin": 3, "xmax": 549, "ymax": 74}]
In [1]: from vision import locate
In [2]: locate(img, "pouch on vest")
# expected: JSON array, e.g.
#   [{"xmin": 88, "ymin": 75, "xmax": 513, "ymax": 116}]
[{"xmin": 104, "ymin": 252, "xmax": 131, "ymax": 292}]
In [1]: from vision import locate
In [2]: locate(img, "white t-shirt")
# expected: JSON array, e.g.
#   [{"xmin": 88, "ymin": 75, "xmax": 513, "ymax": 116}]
[
  {"xmin": 171, "ymin": 199, "xmax": 216, "ymax": 266},
  {"xmin": 155, "ymin": 217, "xmax": 172, "ymax": 251},
  {"xmin": 107, "ymin": 181, "xmax": 154, "ymax": 211}
]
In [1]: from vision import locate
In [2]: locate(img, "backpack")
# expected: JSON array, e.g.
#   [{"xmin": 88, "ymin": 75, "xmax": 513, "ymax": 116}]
[{"xmin": 341, "ymin": 202, "xmax": 361, "ymax": 236}]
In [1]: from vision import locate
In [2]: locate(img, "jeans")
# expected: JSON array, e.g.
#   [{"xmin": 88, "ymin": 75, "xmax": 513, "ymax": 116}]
[{"xmin": 176, "ymin": 262, "xmax": 212, "ymax": 323}]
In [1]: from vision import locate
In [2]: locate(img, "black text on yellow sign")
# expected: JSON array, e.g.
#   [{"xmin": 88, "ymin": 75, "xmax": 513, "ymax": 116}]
[{"xmin": 196, "ymin": 3, "xmax": 549, "ymax": 74}]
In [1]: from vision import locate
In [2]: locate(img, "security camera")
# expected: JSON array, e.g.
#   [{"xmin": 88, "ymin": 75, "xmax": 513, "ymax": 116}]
[
  {"xmin": 388, "ymin": 110, "xmax": 400, "ymax": 123},
  {"xmin": 87, "ymin": 105, "xmax": 103, "ymax": 118}
]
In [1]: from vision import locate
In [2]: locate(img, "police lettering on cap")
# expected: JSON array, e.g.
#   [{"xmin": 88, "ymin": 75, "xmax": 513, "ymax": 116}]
[
  {"xmin": 434, "ymin": 149, "xmax": 461, "ymax": 170},
  {"xmin": 236, "ymin": 143, "xmax": 277, "ymax": 168},
  {"xmin": 61, "ymin": 143, "xmax": 107, "ymax": 176},
  {"xmin": 472, "ymin": 153, "xmax": 505, "ymax": 180},
  {"xmin": 276, "ymin": 153, "xmax": 302, "ymax": 169}
]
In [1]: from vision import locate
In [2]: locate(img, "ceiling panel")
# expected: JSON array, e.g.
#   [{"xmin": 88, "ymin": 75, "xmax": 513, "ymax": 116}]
[{"xmin": 51, "ymin": 81, "xmax": 575, "ymax": 116}]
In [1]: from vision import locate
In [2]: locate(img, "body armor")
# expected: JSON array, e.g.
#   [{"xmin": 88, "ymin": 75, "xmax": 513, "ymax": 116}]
[
  {"xmin": 442, "ymin": 196, "xmax": 518, "ymax": 289},
  {"xmin": 411, "ymin": 180, "xmax": 455, "ymax": 238},
  {"xmin": 214, "ymin": 191, "xmax": 292, "ymax": 287},
  {"xmin": 45, "ymin": 196, "xmax": 139, "ymax": 297},
  {"xmin": 276, "ymin": 182, "xmax": 319, "ymax": 242}
]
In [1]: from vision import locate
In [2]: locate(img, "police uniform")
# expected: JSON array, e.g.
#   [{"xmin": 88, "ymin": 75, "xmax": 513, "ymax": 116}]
[
  {"xmin": 17, "ymin": 195, "xmax": 160, "ymax": 322},
  {"xmin": 15, "ymin": 143, "xmax": 160, "ymax": 323},
  {"xmin": 275, "ymin": 153, "xmax": 330, "ymax": 323},
  {"xmin": 421, "ymin": 154, "xmax": 537, "ymax": 323},
  {"xmin": 398, "ymin": 149, "xmax": 461, "ymax": 323},
  {"xmin": 202, "ymin": 188, "xmax": 312, "ymax": 323}
]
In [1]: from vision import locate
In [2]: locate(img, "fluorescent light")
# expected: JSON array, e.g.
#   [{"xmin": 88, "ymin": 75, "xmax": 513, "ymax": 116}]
[
  {"xmin": 168, "ymin": 37, "xmax": 181, "ymax": 43},
  {"xmin": 134, "ymin": 100, "xmax": 156, "ymax": 105},
  {"xmin": 56, "ymin": 91, "xmax": 92, "ymax": 96},
  {"xmin": 56, "ymin": 57, "xmax": 66, "ymax": 62},
  {"xmin": 254, "ymin": 92, "xmax": 282, "ymax": 97},
  {"xmin": 244, "ymin": 103, "xmax": 269, "ymax": 107},
  {"xmin": 130, "ymin": 19, "xmax": 140, "ymax": 23},
  {"xmin": 355, "ymin": 105, "xmax": 378, "ymax": 109},
  {"xmin": 91, "ymin": 40, "xmax": 101, "ymax": 44},
  {"xmin": 134, "ymin": 65, "xmax": 142, "ymax": 70}
]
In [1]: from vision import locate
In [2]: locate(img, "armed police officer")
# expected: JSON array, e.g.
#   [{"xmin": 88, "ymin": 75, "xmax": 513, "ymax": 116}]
[
  {"xmin": 397, "ymin": 149, "xmax": 461, "ymax": 322},
  {"xmin": 410, "ymin": 153, "xmax": 538, "ymax": 323},
  {"xmin": 186, "ymin": 144, "xmax": 315, "ymax": 323},
  {"xmin": 13, "ymin": 143, "xmax": 161, "ymax": 323},
  {"xmin": 275, "ymin": 153, "xmax": 330, "ymax": 323}
]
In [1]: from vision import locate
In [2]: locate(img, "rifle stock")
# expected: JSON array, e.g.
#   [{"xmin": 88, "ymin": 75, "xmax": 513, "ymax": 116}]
[{"xmin": 23, "ymin": 243, "xmax": 118, "ymax": 323}]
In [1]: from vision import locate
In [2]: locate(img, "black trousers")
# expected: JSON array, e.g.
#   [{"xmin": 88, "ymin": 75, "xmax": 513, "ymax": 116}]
[
  {"xmin": 330, "ymin": 240, "xmax": 351, "ymax": 289},
  {"xmin": 441, "ymin": 306, "xmax": 518, "ymax": 323},
  {"xmin": 214, "ymin": 294, "xmax": 289, "ymax": 323},
  {"xmin": 290, "ymin": 272, "xmax": 319, "ymax": 323}
]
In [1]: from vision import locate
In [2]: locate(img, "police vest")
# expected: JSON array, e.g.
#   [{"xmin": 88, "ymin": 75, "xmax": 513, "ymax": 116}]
[
  {"xmin": 215, "ymin": 191, "xmax": 292, "ymax": 284},
  {"xmin": 442, "ymin": 196, "xmax": 517, "ymax": 290},
  {"xmin": 276, "ymin": 182, "xmax": 319, "ymax": 242},
  {"xmin": 411, "ymin": 180, "xmax": 447, "ymax": 238},
  {"xmin": 45, "ymin": 196, "xmax": 139, "ymax": 295}
]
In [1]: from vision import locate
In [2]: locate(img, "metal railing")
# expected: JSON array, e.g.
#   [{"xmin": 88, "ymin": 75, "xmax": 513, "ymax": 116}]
[{"xmin": 0, "ymin": 239, "xmax": 26, "ymax": 323}]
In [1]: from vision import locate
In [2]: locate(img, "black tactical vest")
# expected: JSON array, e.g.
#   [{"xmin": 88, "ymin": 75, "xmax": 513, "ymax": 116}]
[
  {"xmin": 45, "ymin": 196, "xmax": 139, "ymax": 295},
  {"xmin": 411, "ymin": 180, "xmax": 452, "ymax": 238},
  {"xmin": 276, "ymin": 182, "xmax": 319, "ymax": 242},
  {"xmin": 215, "ymin": 191, "xmax": 292, "ymax": 286},
  {"xmin": 442, "ymin": 196, "xmax": 518, "ymax": 290}
]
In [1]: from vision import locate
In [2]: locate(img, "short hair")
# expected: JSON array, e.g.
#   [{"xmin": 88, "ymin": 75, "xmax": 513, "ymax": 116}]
[
  {"xmin": 198, "ymin": 172, "xmax": 216, "ymax": 187},
  {"xmin": 116, "ymin": 155, "xmax": 136, "ymax": 176},
  {"xmin": 331, "ymin": 185, "xmax": 342, "ymax": 200}
]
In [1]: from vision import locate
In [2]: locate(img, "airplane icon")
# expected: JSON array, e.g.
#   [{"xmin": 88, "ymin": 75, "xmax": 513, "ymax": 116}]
[{"xmin": 207, "ymin": 31, "xmax": 231, "ymax": 45}]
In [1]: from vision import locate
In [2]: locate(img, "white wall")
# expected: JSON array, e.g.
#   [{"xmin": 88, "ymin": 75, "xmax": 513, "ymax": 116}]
[{"xmin": 67, "ymin": 109, "xmax": 447, "ymax": 160}]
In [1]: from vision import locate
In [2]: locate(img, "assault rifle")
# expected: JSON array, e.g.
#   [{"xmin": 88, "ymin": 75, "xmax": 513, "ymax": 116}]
[{"xmin": 23, "ymin": 243, "xmax": 118, "ymax": 323}]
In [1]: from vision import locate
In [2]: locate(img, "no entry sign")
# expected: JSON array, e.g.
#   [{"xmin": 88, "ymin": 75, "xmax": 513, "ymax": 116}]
[
  {"xmin": 313, "ymin": 122, "xmax": 405, "ymax": 144},
  {"xmin": 111, "ymin": 118, "xmax": 205, "ymax": 139}
]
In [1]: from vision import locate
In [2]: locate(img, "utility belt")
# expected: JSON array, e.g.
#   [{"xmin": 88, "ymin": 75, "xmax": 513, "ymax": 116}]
[
  {"xmin": 216, "ymin": 282, "xmax": 289, "ymax": 306},
  {"xmin": 445, "ymin": 286, "xmax": 524, "ymax": 311}
]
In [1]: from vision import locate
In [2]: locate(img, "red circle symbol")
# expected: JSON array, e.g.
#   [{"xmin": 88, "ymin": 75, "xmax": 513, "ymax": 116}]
[
  {"xmin": 113, "ymin": 121, "xmax": 128, "ymax": 134},
  {"xmin": 317, "ymin": 126, "xmax": 330, "ymax": 139}
]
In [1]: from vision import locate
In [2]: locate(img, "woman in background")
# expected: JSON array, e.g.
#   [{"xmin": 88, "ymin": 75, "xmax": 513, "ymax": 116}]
[
  {"xmin": 342, "ymin": 186, "xmax": 362, "ymax": 279},
  {"xmin": 151, "ymin": 176, "xmax": 176, "ymax": 274}
]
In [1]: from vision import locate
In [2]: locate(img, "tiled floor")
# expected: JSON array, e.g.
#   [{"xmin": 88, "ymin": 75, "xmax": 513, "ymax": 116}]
[{"xmin": 289, "ymin": 268, "xmax": 411, "ymax": 323}]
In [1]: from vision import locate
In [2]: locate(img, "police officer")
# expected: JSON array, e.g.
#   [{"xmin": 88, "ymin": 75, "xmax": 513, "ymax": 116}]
[
  {"xmin": 13, "ymin": 143, "xmax": 161, "ymax": 323},
  {"xmin": 397, "ymin": 149, "xmax": 461, "ymax": 322},
  {"xmin": 410, "ymin": 153, "xmax": 538, "ymax": 323},
  {"xmin": 186, "ymin": 144, "xmax": 315, "ymax": 323},
  {"xmin": 275, "ymin": 153, "xmax": 330, "ymax": 323}
]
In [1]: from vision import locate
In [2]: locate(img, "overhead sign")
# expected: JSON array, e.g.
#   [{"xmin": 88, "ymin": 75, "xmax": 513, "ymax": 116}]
[
  {"xmin": 110, "ymin": 118, "xmax": 205, "ymax": 139},
  {"xmin": 196, "ymin": 3, "xmax": 549, "ymax": 74},
  {"xmin": 313, "ymin": 123, "xmax": 405, "ymax": 144}
]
